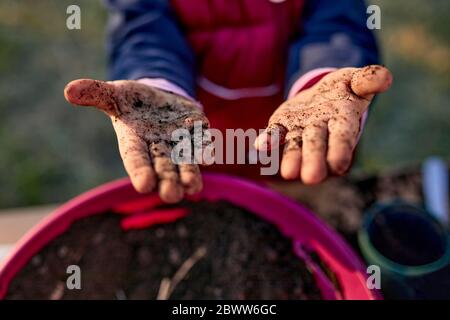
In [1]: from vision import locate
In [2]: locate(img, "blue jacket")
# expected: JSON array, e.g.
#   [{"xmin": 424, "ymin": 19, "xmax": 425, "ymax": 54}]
[{"xmin": 106, "ymin": 0, "xmax": 379, "ymax": 101}]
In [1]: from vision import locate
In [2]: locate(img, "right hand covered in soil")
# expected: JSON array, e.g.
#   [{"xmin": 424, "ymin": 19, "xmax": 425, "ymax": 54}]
[
  {"xmin": 64, "ymin": 79, "xmax": 210, "ymax": 203},
  {"xmin": 255, "ymin": 65, "xmax": 393, "ymax": 184}
]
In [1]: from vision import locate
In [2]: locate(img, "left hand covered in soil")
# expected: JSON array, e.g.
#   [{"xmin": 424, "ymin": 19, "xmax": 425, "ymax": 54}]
[
  {"xmin": 64, "ymin": 79, "xmax": 211, "ymax": 203},
  {"xmin": 255, "ymin": 65, "xmax": 393, "ymax": 184}
]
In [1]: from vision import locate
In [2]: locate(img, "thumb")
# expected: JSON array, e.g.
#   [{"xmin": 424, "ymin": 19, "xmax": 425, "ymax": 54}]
[
  {"xmin": 64, "ymin": 79, "xmax": 119, "ymax": 116},
  {"xmin": 350, "ymin": 65, "xmax": 393, "ymax": 98}
]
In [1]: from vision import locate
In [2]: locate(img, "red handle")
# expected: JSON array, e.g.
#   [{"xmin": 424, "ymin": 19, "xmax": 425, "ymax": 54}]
[{"xmin": 120, "ymin": 208, "xmax": 190, "ymax": 230}]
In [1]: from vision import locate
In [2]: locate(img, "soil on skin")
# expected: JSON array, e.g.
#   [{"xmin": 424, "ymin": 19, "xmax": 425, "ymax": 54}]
[{"xmin": 5, "ymin": 200, "xmax": 322, "ymax": 300}]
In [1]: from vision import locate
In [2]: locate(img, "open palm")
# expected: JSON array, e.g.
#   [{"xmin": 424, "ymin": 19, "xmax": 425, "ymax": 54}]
[
  {"xmin": 64, "ymin": 79, "xmax": 210, "ymax": 203},
  {"xmin": 255, "ymin": 65, "xmax": 393, "ymax": 183}
]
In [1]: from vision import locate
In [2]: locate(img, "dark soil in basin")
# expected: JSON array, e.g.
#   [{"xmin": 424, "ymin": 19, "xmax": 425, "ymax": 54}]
[{"xmin": 6, "ymin": 200, "xmax": 322, "ymax": 300}]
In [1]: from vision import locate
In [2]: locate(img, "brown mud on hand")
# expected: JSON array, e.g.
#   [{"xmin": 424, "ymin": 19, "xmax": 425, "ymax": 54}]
[
  {"xmin": 255, "ymin": 65, "xmax": 393, "ymax": 185},
  {"xmin": 64, "ymin": 79, "xmax": 211, "ymax": 203}
]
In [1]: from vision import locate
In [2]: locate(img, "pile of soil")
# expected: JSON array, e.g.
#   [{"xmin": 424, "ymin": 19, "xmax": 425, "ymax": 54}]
[{"xmin": 6, "ymin": 200, "xmax": 322, "ymax": 300}]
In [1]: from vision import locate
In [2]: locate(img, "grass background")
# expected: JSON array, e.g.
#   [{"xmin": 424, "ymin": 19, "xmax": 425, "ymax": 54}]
[{"xmin": 0, "ymin": 0, "xmax": 448, "ymax": 208}]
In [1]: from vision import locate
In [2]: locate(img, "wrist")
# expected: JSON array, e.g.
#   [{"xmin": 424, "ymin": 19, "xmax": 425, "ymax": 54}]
[
  {"xmin": 137, "ymin": 78, "xmax": 203, "ymax": 109},
  {"xmin": 288, "ymin": 68, "xmax": 337, "ymax": 99}
]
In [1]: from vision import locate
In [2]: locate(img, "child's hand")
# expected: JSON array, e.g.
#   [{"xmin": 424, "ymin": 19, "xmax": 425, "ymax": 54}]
[
  {"xmin": 255, "ymin": 65, "xmax": 392, "ymax": 184},
  {"xmin": 64, "ymin": 79, "xmax": 210, "ymax": 203}
]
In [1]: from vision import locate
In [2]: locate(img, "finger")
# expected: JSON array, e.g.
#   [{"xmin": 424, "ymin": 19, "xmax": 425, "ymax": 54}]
[
  {"xmin": 301, "ymin": 124, "xmax": 328, "ymax": 184},
  {"xmin": 350, "ymin": 65, "xmax": 393, "ymax": 99},
  {"xmin": 182, "ymin": 116, "xmax": 213, "ymax": 165},
  {"xmin": 64, "ymin": 79, "xmax": 119, "ymax": 116},
  {"xmin": 192, "ymin": 126, "xmax": 215, "ymax": 166},
  {"xmin": 179, "ymin": 164, "xmax": 203, "ymax": 195},
  {"xmin": 327, "ymin": 116, "xmax": 359, "ymax": 175},
  {"xmin": 184, "ymin": 115, "xmax": 209, "ymax": 130},
  {"xmin": 254, "ymin": 123, "xmax": 287, "ymax": 151},
  {"xmin": 117, "ymin": 133, "xmax": 156, "ymax": 193},
  {"xmin": 150, "ymin": 141, "xmax": 184, "ymax": 203},
  {"xmin": 280, "ymin": 130, "xmax": 303, "ymax": 180}
]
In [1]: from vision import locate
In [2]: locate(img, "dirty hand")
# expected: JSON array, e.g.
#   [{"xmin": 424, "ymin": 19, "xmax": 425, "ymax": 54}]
[
  {"xmin": 255, "ymin": 65, "xmax": 393, "ymax": 184},
  {"xmin": 64, "ymin": 79, "xmax": 210, "ymax": 203}
]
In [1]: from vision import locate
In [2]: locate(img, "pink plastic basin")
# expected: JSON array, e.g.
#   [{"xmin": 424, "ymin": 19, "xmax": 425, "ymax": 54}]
[{"xmin": 0, "ymin": 173, "xmax": 380, "ymax": 300}]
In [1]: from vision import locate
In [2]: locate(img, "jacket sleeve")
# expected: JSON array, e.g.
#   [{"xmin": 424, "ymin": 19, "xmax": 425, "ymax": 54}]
[
  {"xmin": 286, "ymin": 0, "xmax": 379, "ymax": 92},
  {"xmin": 105, "ymin": 0, "xmax": 197, "ymax": 98}
]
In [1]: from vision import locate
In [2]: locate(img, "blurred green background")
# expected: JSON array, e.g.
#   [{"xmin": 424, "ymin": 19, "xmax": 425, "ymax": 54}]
[{"xmin": 0, "ymin": 0, "xmax": 448, "ymax": 208}]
